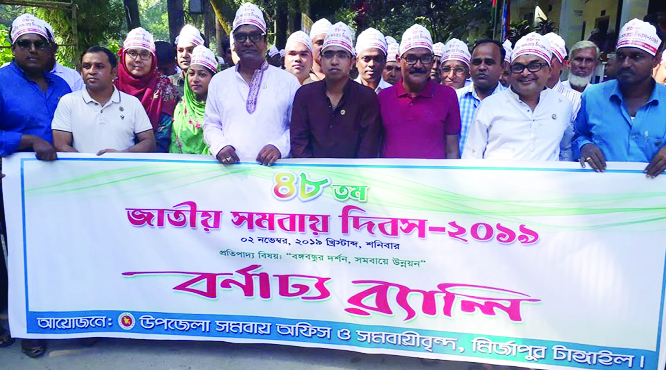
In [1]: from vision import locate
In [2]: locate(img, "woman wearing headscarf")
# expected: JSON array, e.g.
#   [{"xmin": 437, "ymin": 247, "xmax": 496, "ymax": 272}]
[
  {"xmin": 169, "ymin": 45, "xmax": 218, "ymax": 154},
  {"xmin": 115, "ymin": 27, "xmax": 178, "ymax": 152}
]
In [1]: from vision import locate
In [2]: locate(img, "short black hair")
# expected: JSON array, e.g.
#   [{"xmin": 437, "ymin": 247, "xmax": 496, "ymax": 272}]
[
  {"xmin": 155, "ymin": 41, "xmax": 175, "ymax": 64},
  {"xmin": 221, "ymin": 35, "xmax": 230, "ymax": 52},
  {"xmin": 81, "ymin": 46, "xmax": 117, "ymax": 68},
  {"xmin": 471, "ymin": 39, "xmax": 506, "ymax": 63}
]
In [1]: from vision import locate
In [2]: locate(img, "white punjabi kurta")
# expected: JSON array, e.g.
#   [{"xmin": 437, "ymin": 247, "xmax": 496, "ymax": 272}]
[
  {"xmin": 462, "ymin": 88, "xmax": 573, "ymax": 161},
  {"xmin": 203, "ymin": 62, "xmax": 301, "ymax": 160},
  {"xmin": 552, "ymin": 80, "xmax": 582, "ymax": 161}
]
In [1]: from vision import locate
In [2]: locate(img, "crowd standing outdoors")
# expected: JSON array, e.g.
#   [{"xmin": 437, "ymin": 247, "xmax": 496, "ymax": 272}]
[{"xmin": 1, "ymin": 2, "xmax": 666, "ymax": 359}]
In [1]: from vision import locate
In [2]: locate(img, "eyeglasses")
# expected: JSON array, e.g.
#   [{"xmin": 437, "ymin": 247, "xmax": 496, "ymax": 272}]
[
  {"xmin": 126, "ymin": 50, "xmax": 152, "ymax": 61},
  {"xmin": 322, "ymin": 50, "xmax": 351, "ymax": 60},
  {"xmin": 510, "ymin": 62, "xmax": 548, "ymax": 74},
  {"xmin": 403, "ymin": 54, "xmax": 434, "ymax": 65},
  {"xmin": 234, "ymin": 32, "xmax": 265, "ymax": 44},
  {"xmin": 15, "ymin": 39, "xmax": 49, "ymax": 50},
  {"xmin": 441, "ymin": 66, "xmax": 467, "ymax": 76}
]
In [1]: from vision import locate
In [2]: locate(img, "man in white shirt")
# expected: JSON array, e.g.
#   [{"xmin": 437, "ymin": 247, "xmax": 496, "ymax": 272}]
[
  {"xmin": 39, "ymin": 18, "xmax": 84, "ymax": 91},
  {"xmin": 563, "ymin": 41, "xmax": 600, "ymax": 92},
  {"xmin": 203, "ymin": 2, "xmax": 300, "ymax": 166},
  {"xmin": 462, "ymin": 33, "xmax": 573, "ymax": 161},
  {"xmin": 354, "ymin": 28, "xmax": 392, "ymax": 93},
  {"xmin": 52, "ymin": 46, "xmax": 156, "ymax": 154}
]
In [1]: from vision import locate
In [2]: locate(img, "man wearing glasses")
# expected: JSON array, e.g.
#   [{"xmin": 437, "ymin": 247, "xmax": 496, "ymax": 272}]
[
  {"xmin": 354, "ymin": 28, "xmax": 392, "ymax": 93},
  {"xmin": 290, "ymin": 22, "xmax": 382, "ymax": 158},
  {"xmin": 203, "ymin": 2, "xmax": 300, "ymax": 166},
  {"xmin": 379, "ymin": 24, "xmax": 461, "ymax": 159},
  {"xmin": 462, "ymin": 33, "xmax": 572, "ymax": 161},
  {"xmin": 440, "ymin": 39, "xmax": 471, "ymax": 90}
]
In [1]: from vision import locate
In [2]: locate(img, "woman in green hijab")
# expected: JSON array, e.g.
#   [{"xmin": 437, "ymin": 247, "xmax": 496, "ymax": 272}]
[{"xmin": 169, "ymin": 45, "xmax": 218, "ymax": 154}]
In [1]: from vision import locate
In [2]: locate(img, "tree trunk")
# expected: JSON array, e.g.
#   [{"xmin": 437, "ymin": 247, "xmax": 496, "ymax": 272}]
[
  {"xmin": 204, "ymin": 0, "xmax": 215, "ymax": 48},
  {"xmin": 167, "ymin": 0, "xmax": 185, "ymax": 43},
  {"xmin": 275, "ymin": 2, "xmax": 288, "ymax": 48},
  {"xmin": 215, "ymin": 15, "xmax": 225, "ymax": 56},
  {"xmin": 123, "ymin": 0, "xmax": 141, "ymax": 31}
]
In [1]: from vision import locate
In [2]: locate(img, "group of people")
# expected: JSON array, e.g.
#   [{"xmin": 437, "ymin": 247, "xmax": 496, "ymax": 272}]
[{"xmin": 1, "ymin": 2, "xmax": 666, "ymax": 358}]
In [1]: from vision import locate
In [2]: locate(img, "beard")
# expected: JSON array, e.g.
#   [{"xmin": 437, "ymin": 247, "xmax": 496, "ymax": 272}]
[{"xmin": 568, "ymin": 73, "xmax": 593, "ymax": 88}]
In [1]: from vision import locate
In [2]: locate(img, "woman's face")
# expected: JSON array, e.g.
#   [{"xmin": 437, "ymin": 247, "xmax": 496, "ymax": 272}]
[
  {"xmin": 187, "ymin": 64, "xmax": 213, "ymax": 99},
  {"xmin": 124, "ymin": 48, "xmax": 153, "ymax": 77}
]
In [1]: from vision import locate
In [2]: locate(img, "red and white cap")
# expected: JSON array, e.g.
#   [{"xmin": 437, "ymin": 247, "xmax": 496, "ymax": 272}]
[
  {"xmin": 616, "ymin": 18, "xmax": 662, "ymax": 56},
  {"xmin": 268, "ymin": 45, "xmax": 279, "ymax": 57},
  {"xmin": 124, "ymin": 27, "xmax": 156, "ymax": 54},
  {"xmin": 502, "ymin": 39, "xmax": 512, "ymax": 63},
  {"xmin": 433, "ymin": 42, "xmax": 445, "ymax": 58},
  {"xmin": 386, "ymin": 42, "xmax": 400, "ymax": 62},
  {"xmin": 10, "ymin": 14, "xmax": 53, "ymax": 43},
  {"xmin": 511, "ymin": 32, "xmax": 552, "ymax": 66},
  {"xmin": 323, "ymin": 22, "xmax": 355, "ymax": 56},
  {"xmin": 190, "ymin": 45, "xmax": 218, "ymax": 73},
  {"xmin": 177, "ymin": 24, "xmax": 204, "ymax": 47},
  {"xmin": 286, "ymin": 31, "xmax": 313, "ymax": 53},
  {"xmin": 355, "ymin": 28, "xmax": 387, "ymax": 55},
  {"xmin": 442, "ymin": 38, "xmax": 471, "ymax": 66},
  {"xmin": 309, "ymin": 18, "xmax": 332, "ymax": 39},
  {"xmin": 233, "ymin": 3, "xmax": 267, "ymax": 34},
  {"xmin": 544, "ymin": 32, "xmax": 567, "ymax": 64},
  {"xmin": 385, "ymin": 36, "xmax": 398, "ymax": 45},
  {"xmin": 399, "ymin": 24, "xmax": 433, "ymax": 56}
]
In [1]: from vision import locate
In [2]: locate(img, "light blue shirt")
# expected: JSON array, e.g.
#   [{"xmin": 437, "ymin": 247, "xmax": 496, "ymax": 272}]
[
  {"xmin": 573, "ymin": 80, "xmax": 666, "ymax": 162},
  {"xmin": 456, "ymin": 82, "xmax": 505, "ymax": 155}
]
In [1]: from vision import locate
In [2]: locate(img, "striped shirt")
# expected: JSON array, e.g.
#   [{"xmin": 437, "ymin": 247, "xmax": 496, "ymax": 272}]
[
  {"xmin": 552, "ymin": 80, "xmax": 582, "ymax": 161},
  {"xmin": 456, "ymin": 83, "xmax": 505, "ymax": 155}
]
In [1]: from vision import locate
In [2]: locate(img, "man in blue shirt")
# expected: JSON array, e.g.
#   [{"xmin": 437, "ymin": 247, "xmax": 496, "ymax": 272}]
[
  {"xmin": 0, "ymin": 14, "xmax": 71, "ymax": 160},
  {"xmin": 574, "ymin": 18, "xmax": 666, "ymax": 177}
]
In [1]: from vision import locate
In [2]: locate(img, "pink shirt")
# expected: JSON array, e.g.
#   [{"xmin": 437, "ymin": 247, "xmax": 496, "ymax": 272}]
[{"xmin": 378, "ymin": 79, "xmax": 461, "ymax": 158}]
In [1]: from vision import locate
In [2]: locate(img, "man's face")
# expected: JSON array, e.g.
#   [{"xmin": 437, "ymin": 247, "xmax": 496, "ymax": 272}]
[
  {"xmin": 356, "ymin": 48, "xmax": 386, "ymax": 84},
  {"xmin": 616, "ymin": 47, "xmax": 660, "ymax": 88},
  {"xmin": 224, "ymin": 47, "xmax": 233, "ymax": 66},
  {"xmin": 383, "ymin": 61, "xmax": 401, "ymax": 85},
  {"xmin": 312, "ymin": 34, "xmax": 326, "ymax": 67},
  {"xmin": 440, "ymin": 59, "xmax": 469, "ymax": 89},
  {"xmin": 499, "ymin": 66, "xmax": 511, "ymax": 87},
  {"xmin": 470, "ymin": 43, "xmax": 504, "ymax": 91},
  {"xmin": 431, "ymin": 55, "xmax": 441, "ymax": 81},
  {"xmin": 570, "ymin": 47, "xmax": 599, "ymax": 78},
  {"xmin": 284, "ymin": 43, "xmax": 313, "ymax": 83},
  {"xmin": 399, "ymin": 48, "xmax": 434, "ymax": 86},
  {"xmin": 546, "ymin": 55, "xmax": 563, "ymax": 88},
  {"xmin": 321, "ymin": 46, "xmax": 353, "ymax": 81},
  {"xmin": 11, "ymin": 33, "xmax": 51, "ymax": 73},
  {"xmin": 233, "ymin": 25, "xmax": 267, "ymax": 66},
  {"xmin": 176, "ymin": 42, "xmax": 196, "ymax": 70},
  {"xmin": 81, "ymin": 51, "xmax": 116, "ymax": 92},
  {"xmin": 510, "ymin": 54, "xmax": 550, "ymax": 98}
]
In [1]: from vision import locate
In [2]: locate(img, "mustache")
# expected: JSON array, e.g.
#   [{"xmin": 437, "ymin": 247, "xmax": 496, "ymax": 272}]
[{"xmin": 409, "ymin": 68, "xmax": 428, "ymax": 74}]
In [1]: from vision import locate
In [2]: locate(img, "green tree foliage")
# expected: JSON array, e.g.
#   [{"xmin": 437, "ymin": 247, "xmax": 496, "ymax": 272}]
[
  {"xmin": 1, "ymin": 24, "xmax": 13, "ymax": 66},
  {"xmin": 140, "ymin": 0, "xmax": 170, "ymax": 41}
]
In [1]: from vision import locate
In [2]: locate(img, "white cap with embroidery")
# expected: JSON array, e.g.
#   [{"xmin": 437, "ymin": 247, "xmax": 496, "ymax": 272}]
[
  {"xmin": 616, "ymin": 18, "xmax": 662, "ymax": 56},
  {"xmin": 268, "ymin": 45, "xmax": 279, "ymax": 57},
  {"xmin": 190, "ymin": 45, "xmax": 218, "ymax": 72},
  {"xmin": 511, "ymin": 32, "xmax": 552, "ymax": 65},
  {"xmin": 442, "ymin": 39, "xmax": 471, "ymax": 66},
  {"xmin": 124, "ymin": 27, "xmax": 156, "ymax": 54},
  {"xmin": 177, "ymin": 24, "xmax": 204, "ymax": 47},
  {"xmin": 233, "ymin": 3, "xmax": 267, "ymax": 34},
  {"xmin": 502, "ymin": 39, "xmax": 513, "ymax": 63},
  {"xmin": 544, "ymin": 32, "xmax": 567, "ymax": 64},
  {"xmin": 386, "ymin": 42, "xmax": 400, "ymax": 62},
  {"xmin": 10, "ymin": 14, "xmax": 53, "ymax": 43},
  {"xmin": 310, "ymin": 18, "xmax": 332, "ymax": 39},
  {"xmin": 355, "ymin": 28, "xmax": 387, "ymax": 56},
  {"xmin": 399, "ymin": 24, "xmax": 433, "ymax": 56},
  {"xmin": 433, "ymin": 42, "xmax": 445, "ymax": 58},
  {"xmin": 323, "ymin": 22, "xmax": 355, "ymax": 56},
  {"xmin": 385, "ymin": 35, "xmax": 398, "ymax": 45},
  {"xmin": 286, "ymin": 31, "xmax": 313, "ymax": 53}
]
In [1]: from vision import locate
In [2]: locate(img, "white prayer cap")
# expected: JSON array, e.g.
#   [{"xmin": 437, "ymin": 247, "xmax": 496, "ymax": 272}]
[
  {"xmin": 433, "ymin": 42, "xmax": 445, "ymax": 58},
  {"xmin": 286, "ymin": 31, "xmax": 313, "ymax": 53},
  {"xmin": 233, "ymin": 2, "xmax": 267, "ymax": 34},
  {"xmin": 386, "ymin": 42, "xmax": 400, "ymax": 62},
  {"xmin": 177, "ymin": 24, "xmax": 204, "ymax": 47},
  {"xmin": 355, "ymin": 28, "xmax": 387, "ymax": 56},
  {"xmin": 279, "ymin": 49, "xmax": 285, "ymax": 58},
  {"xmin": 385, "ymin": 36, "xmax": 397, "ymax": 45},
  {"xmin": 323, "ymin": 22, "xmax": 355, "ymax": 56},
  {"xmin": 190, "ymin": 45, "xmax": 218, "ymax": 72},
  {"xmin": 545, "ymin": 32, "xmax": 567, "ymax": 64},
  {"xmin": 511, "ymin": 32, "xmax": 552, "ymax": 66},
  {"xmin": 268, "ymin": 45, "xmax": 279, "ymax": 57},
  {"xmin": 399, "ymin": 24, "xmax": 433, "ymax": 56},
  {"xmin": 310, "ymin": 18, "xmax": 332, "ymax": 39},
  {"xmin": 124, "ymin": 27, "xmax": 156, "ymax": 54},
  {"xmin": 502, "ymin": 39, "xmax": 513, "ymax": 63},
  {"xmin": 10, "ymin": 14, "xmax": 53, "ymax": 43},
  {"xmin": 616, "ymin": 18, "xmax": 662, "ymax": 56},
  {"xmin": 442, "ymin": 38, "xmax": 471, "ymax": 66}
]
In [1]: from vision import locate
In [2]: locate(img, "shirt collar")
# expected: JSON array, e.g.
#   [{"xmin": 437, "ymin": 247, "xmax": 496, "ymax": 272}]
[
  {"xmin": 82, "ymin": 85, "xmax": 121, "ymax": 106},
  {"xmin": 461, "ymin": 82, "xmax": 503, "ymax": 100},
  {"xmin": 395, "ymin": 78, "xmax": 436, "ymax": 98},
  {"xmin": 610, "ymin": 79, "xmax": 662, "ymax": 106},
  {"xmin": 9, "ymin": 59, "xmax": 52, "ymax": 82},
  {"xmin": 354, "ymin": 76, "xmax": 391, "ymax": 93}
]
